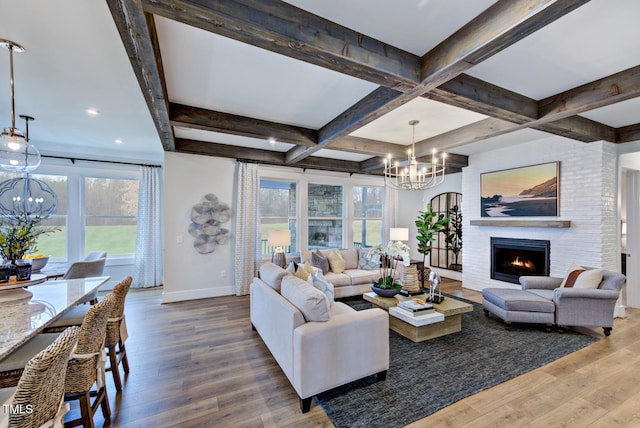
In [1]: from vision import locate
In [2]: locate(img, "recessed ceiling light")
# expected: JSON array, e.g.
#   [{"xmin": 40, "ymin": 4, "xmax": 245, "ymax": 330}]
[
  {"xmin": 114, "ymin": 139, "xmax": 123, "ymax": 144},
  {"xmin": 86, "ymin": 108, "xmax": 99, "ymax": 116},
  {"xmin": 268, "ymin": 137, "xmax": 276, "ymax": 145}
]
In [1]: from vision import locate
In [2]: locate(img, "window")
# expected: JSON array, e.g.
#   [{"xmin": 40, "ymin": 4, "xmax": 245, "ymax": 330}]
[
  {"xmin": 259, "ymin": 179, "xmax": 297, "ymax": 256},
  {"xmin": 85, "ymin": 177, "xmax": 139, "ymax": 256},
  {"xmin": 430, "ymin": 192, "xmax": 462, "ymax": 271},
  {"xmin": 353, "ymin": 186, "xmax": 383, "ymax": 248},
  {"xmin": 0, "ymin": 172, "xmax": 68, "ymax": 258},
  {"xmin": 308, "ymin": 183, "xmax": 342, "ymax": 249}
]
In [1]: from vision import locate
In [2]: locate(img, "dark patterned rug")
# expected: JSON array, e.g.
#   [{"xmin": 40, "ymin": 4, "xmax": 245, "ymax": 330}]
[{"xmin": 316, "ymin": 295, "xmax": 598, "ymax": 428}]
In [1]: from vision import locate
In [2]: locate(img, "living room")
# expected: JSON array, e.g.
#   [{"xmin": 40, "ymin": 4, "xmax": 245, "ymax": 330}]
[{"xmin": 2, "ymin": 0, "xmax": 640, "ymax": 427}]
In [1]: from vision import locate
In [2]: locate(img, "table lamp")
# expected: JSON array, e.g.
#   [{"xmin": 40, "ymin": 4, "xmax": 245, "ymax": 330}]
[
  {"xmin": 390, "ymin": 227, "xmax": 409, "ymax": 242},
  {"xmin": 268, "ymin": 229, "xmax": 291, "ymax": 268}
]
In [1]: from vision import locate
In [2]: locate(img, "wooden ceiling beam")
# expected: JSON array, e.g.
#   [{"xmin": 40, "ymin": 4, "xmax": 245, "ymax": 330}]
[
  {"xmin": 359, "ymin": 152, "xmax": 468, "ymax": 173},
  {"xmin": 286, "ymin": 0, "xmax": 591, "ymax": 163},
  {"xmin": 618, "ymin": 123, "xmax": 640, "ymax": 143},
  {"xmin": 106, "ymin": 0, "xmax": 174, "ymax": 151},
  {"xmin": 141, "ymin": 0, "xmax": 420, "ymax": 91},
  {"xmin": 175, "ymin": 138, "xmax": 373, "ymax": 175},
  {"xmin": 170, "ymin": 103, "xmax": 317, "ymax": 146}
]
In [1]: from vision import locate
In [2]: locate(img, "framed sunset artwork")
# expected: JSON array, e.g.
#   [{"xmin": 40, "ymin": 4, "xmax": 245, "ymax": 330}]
[{"xmin": 480, "ymin": 162, "xmax": 559, "ymax": 217}]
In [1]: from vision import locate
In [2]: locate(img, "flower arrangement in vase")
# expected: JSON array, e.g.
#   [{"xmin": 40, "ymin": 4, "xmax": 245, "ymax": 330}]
[
  {"xmin": 0, "ymin": 212, "xmax": 58, "ymax": 279},
  {"xmin": 368, "ymin": 240, "xmax": 411, "ymax": 297}
]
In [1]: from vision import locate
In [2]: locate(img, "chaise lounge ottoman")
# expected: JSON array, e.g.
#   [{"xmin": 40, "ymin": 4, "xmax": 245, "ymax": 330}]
[{"xmin": 482, "ymin": 288, "xmax": 555, "ymax": 329}]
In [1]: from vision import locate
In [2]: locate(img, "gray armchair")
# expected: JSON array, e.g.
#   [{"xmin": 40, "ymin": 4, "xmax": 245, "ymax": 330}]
[{"xmin": 520, "ymin": 269, "xmax": 625, "ymax": 336}]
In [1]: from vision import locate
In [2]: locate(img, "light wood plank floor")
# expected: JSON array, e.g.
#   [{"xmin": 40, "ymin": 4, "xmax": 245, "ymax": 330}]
[{"xmin": 79, "ymin": 281, "xmax": 640, "ymax": 427}]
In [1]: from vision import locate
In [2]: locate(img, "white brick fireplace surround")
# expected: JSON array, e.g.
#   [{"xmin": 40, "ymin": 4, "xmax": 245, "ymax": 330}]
[{"xmin": 461, "ymin": 136, "xmax": 619, "ymax": 292}]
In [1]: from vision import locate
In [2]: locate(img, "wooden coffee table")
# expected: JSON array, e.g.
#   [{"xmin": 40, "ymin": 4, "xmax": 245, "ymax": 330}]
[{"xmin": 363, "ymin": 292, "xmax": 473, "ymax": 342}]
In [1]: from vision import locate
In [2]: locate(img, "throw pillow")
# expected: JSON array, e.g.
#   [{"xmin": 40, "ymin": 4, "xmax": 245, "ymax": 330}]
[
  {"xmin": 358, "ymin": 248, "xmax": 380, "ymax": 270},
  {"xmin": 281, "ymin": 276, "xmax": 330, "ymax": 322},
  {"xmin": 294, "ymin": 261, "xmax": 316, "ymax": 282},
  {"xmin": 285, "ymin": 261, "xmax": 296, "ymax": 275},
  {"xmin": 311, "ymin": 249, "xmax": 330, "ymax": 274},
  {"xmin": 327, "ymin": 249, "xmax": 346, "ymax": 273},
  {"xmin": 561, "ymin": 263, "xmax": 603, "ymax": 289},
  {"xmin": 309, "ymin": 271, "xmax": 335, "ymax": 306}
]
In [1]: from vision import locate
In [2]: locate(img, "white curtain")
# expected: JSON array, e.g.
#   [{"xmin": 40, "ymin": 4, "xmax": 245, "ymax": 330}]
[
  {"xmin": 383, "ymin": 186, "xmax": 399, "ymax": 245},
  {"xmin": 233, "ymin": 162, "xmax": 259, "ymax": 296},
  {"xmin": 132, "ymin": 166, "xmax": 163, "ymax": 288}
]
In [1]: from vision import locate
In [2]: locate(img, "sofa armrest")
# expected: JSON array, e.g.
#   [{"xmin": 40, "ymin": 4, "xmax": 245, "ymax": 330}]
[
  {"xmin": 520, "ymin": 276, "xmax": 563, "ymax": 290},
  {"xmin": 554, "ymin": 287, "xmax": 620, "ymax": 302},
  {"xmin": 292, "ymin": 308, "xmax": 389, "ymax": 399}
]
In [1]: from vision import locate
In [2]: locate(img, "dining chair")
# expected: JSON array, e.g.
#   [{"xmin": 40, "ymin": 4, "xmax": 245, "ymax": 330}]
[
  {"xmin": 63, "ymin": 293, "xmax": 116, "ymax": 428},
  {"xmin": 0, "ymin": 326, "xmax": 79, "ymax": 428},
  {"xmin": 63, "ymin": 253, "xmax": 107, "ymax": 305},
  {"xmin": 0, "ymin": 295, "xmax": 116, "ymax": 427},
  {"xmin": 104, "ymin": 276, "xmax": 132, "ymax": 392}
]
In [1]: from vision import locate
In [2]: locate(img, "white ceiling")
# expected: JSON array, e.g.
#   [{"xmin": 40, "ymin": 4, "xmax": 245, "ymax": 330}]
[{"xmin": 0, "ymin": 0, "xmax": 639, "ymax": 167}]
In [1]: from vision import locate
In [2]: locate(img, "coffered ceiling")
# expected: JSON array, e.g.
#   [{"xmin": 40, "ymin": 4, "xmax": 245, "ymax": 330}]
[{"xmin": 1, "ymin": 0, "xmax": 639, "ymax": 172}]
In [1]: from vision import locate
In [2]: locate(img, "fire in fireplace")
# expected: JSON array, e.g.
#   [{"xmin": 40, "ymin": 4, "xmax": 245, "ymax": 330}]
[{"xmin": 491, "ymin": 237, "xmax": 550, "ymax": 284}]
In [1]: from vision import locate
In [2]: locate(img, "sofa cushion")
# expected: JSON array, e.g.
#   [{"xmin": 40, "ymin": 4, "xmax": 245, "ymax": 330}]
[
  {"xmin": 324, "ymin": 272, "xmax": 352, "ymax": 287},
  {"xmin": 311, "ymin": 250, "xmax": 330, "ymax": 274},
  {"xmin": 345, "ymin": 269, "xmax": 380, "ymax": 285},
  {"xmin": 259, "ymin": 262, "xmax": 288, "ymax": 291},
  {"xmin": 358, "ymin": 249, "xmax": 380, "ymax": 270},
  {"xmin": 342, "ymin": 249, "xmax": 358, "ymax": 270},
  {"xmin": 482, "ymin": 288, "xmax": 555, "ymax": 313},
  {"xmin": 281, "ymin": 276, "xmax": 330, "ymax": 322},
  {"xmin": 310, "ymin": 271, "xmax": 334, "ymax": 305},
  {"xmin": 561, "ymin": 263, "xmax": 603, "ymax": 289},
  {"xmin": 327, "ymin": 249, "xmax": 346, "ymax": 273}
]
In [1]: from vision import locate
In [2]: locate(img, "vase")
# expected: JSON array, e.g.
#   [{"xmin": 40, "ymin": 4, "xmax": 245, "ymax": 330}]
[
  {"xmin": 370, "ymin": 283, "xmax": 400, "ymax": 298},
  {"xmin": 0, "ymin": 263, "xmax": 9, "ymax": 283},
  {"xmin": 14, "ymin": 260, "xmax": 32, "ymax": 281}
]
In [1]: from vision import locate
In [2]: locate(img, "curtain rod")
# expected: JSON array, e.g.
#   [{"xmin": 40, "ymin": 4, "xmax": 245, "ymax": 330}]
[{"xmin": 42, "ymin": 154, "xmax": 162, "ymax": 168}]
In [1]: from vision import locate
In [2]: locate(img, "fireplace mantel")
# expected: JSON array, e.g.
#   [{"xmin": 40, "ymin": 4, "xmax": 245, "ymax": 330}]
[{"xmin": 470, "ymin": 220, "xmax": 571, "ymax": 228}]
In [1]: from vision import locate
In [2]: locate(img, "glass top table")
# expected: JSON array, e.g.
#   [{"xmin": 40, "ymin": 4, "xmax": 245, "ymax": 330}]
[{"xmin": 0, "ymin": 276, "xmax": 110, "ymax": 361}]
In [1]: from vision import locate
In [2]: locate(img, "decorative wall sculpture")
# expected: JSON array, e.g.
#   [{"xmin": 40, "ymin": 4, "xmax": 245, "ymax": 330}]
[{"xmin": 189, "ymin": 193, "xmax": 232, "ymax": 254}]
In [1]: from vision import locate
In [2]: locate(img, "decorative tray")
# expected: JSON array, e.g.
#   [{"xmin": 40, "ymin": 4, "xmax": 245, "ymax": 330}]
[{"xmin": 0, "ymin": 274, "xmax": 47, "ymax": 290}]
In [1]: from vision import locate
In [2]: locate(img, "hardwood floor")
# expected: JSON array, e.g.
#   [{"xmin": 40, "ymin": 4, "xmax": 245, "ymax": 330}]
[{"xmin": 80, "ymin": 281, "xmax": 640, "ymax": 427}]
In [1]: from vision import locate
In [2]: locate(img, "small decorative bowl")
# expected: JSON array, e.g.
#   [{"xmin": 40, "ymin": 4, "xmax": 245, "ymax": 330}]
[
  {"xmin": 29, "ymin": 257, "xmax": 49, "ymax": 272},
  {"xmin": 370, "ymin": 283, "xmax": 400, "ymax": 298}
]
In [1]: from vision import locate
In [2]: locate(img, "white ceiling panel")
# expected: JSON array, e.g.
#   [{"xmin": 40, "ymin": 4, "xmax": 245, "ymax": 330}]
[
  {"xmin": 351, "ymin": 98, "xmax": 487, "ymax": 144},
  {"xmin": 175, "ymin": 128, "xmax": 294, "ymax": 153},
  {"xmin": 467, "ymin": 0, "xmax": 640, "ymax": 100},
  {"xmin": 283, "ymin": 0, "xmax": 498, "ymax": 56},
  {"xmin": 579, "ymin": 98, "xmax": 640, "ymax": 128},
  {"xmin": 155, "ymin": 17, "xmax": 377, "ymax": 129}
]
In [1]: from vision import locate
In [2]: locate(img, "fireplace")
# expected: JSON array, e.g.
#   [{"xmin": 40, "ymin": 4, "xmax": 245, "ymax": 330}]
[{"xmin": 491, "ymin": 237, "xmax": 550, "ymax": 284}]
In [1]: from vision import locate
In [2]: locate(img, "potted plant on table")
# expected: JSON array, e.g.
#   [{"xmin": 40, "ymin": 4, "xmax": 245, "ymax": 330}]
[
  {"xmin": 368, "ymin": 240, "xmax": 411, "ymax": 297},
  {"xmin": 0, "ymin": 212, "xmax": 57, "ymax": 281}
]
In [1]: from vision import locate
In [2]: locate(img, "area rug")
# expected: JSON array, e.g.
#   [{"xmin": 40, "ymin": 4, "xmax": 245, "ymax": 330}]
[{"xmin": 316, "ymin": 296, "xmax": 598, "ymax": 428}]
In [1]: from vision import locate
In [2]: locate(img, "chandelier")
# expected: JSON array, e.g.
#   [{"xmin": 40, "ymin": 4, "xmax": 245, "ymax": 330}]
[
  {"xmin": 383, "ymin": 120, "xmax": 446, "ymax": 191},
  {"xmin": 0, "ymin": 39, "xmax": 41, "ymax": 172}
]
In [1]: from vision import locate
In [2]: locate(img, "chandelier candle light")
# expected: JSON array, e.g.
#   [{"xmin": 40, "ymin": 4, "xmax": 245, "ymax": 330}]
[{"xmin": 384, "ymin": 120, "xmax": 446, "ymax": 191}]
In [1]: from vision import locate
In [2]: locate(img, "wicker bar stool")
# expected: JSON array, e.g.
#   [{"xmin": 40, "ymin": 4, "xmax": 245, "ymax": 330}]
[
  {"xmin": 0, "ymin": 326, "xmax": 80, "ymax": 428},
  {"xmin": 105, "ymin": 276, "xmax": 132, "ymax": 392},
  {"xmin": 64, "ymin": 293, "xmax": 116, "ymax": 428}
]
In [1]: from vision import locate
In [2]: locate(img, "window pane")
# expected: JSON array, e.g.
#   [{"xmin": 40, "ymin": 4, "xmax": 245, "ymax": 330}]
[
  {"xmin": 260, "ymin": 180, "xmax": 297, "ymax": 256},
  {"xmin": 353, "ymin": 186, "xmax": 382, "ymax": 248},
  {"xmin": 308, "ymin": 184, "xmax": 342, "ymax": 217},
  {"xmin": 309, "ymin": 219, "xmax": 342, "ymax": 249},
  {"xmin": 85, "ymin": 178, "xmax": 138, "ymax": 256},
  {"xmin": 0, "ymin": 172, "xmax": 68, "ymax": 258}
]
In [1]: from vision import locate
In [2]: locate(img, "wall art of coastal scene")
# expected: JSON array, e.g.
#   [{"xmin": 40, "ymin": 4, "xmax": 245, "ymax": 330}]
[{"xmin": 481, "ymin": 162, "xmax": 559, "ymax": 217}]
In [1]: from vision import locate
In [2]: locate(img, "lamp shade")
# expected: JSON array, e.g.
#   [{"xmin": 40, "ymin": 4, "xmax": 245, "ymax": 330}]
[
  {"xmin": 390, "ymin": 227, "xmax": 409, "ymax": 241},
  {"xmin": 268, "ymin": 229, "xmax": 291, "ymax": 247}
]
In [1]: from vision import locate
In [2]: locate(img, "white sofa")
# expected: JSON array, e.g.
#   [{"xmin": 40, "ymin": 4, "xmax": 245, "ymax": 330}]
[
  {"xmin": 250, "ymin": 262, "xmax": 389, "ymax": 412},
  {"xmin": 300, "ymin": 248, "xmax": 405, "ymax": 298}
]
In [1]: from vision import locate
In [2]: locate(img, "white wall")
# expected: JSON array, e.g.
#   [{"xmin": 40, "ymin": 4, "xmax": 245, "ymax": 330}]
[
  {"xmin": 396, "ymin": 173, "xmax": 463, "ymax": 280},
  {"xmin": 462, "ymin": 136, "xmax": 619, "ymax": 292},
  {"xmin": 163, "ymin": 152, "xmax": 235, "ymax": 302}
]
